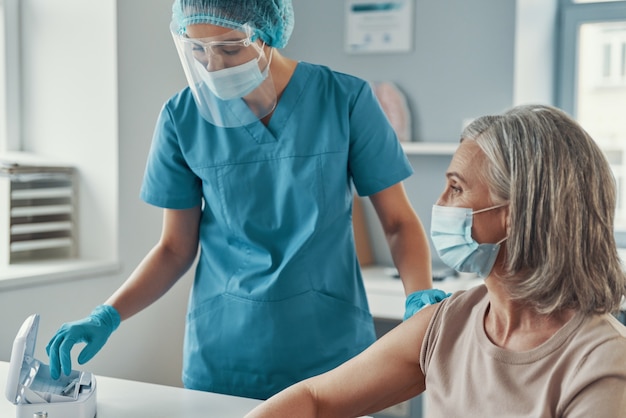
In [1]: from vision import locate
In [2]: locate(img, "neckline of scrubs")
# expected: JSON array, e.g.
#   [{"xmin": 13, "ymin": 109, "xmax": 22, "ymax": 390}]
[{"xmin": 243, "ymin": 62, "xmax": 310, "ymax": 143}]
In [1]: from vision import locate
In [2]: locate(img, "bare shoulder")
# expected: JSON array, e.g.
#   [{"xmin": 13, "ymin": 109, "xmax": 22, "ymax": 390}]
[{"xmin": 375, "ymin": 303, "xmax": 440, "ymax": 362}]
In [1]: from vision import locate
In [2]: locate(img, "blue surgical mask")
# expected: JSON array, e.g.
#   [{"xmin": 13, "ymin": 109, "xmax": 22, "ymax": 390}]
[
  {"xmin": 430, "ymin": 204, "xmax": 507, "ymax": 277},
  {"xmin": 195, "ymin": 47, "xmax": 273, "ymax": 101}
]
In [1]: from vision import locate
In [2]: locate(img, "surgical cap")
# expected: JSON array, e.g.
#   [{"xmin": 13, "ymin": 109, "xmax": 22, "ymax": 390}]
[{"xmin": 171, "ymin": 0, "xmax": 294, "ymax": 48}]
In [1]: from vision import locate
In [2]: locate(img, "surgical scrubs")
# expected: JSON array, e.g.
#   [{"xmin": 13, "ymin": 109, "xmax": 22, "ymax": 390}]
[{"xmin": 140, "ymin": 62, "xmax": 413, "ymax": 400}]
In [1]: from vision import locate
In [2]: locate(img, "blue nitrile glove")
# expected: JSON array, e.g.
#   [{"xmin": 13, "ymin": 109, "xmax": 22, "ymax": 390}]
[
  {"xmin": 403, "ymin": 289, "xmax": 451, "ymax": 320},
  {"xmin": 46, "ymin": 304, "xmax": 121, "ymax": 379}
]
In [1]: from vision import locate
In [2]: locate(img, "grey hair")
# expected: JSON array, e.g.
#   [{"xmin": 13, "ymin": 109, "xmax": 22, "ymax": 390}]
[{"xmin": 462, "ymin": 104, "xmax": 626, "ymax": 315}]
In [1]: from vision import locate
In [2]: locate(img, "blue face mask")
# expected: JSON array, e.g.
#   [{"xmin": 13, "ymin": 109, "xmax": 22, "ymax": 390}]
[
  {"xmin": 430, "ymin": 204, "xmax": 507, "ymax": 277},
  {"xmin": 195, "ymin": 47, "xmax": 273, "ymax": 101}
]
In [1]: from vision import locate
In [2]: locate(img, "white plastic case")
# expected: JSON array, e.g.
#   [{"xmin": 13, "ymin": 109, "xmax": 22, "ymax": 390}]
[{"xmin": 5, "ymin": 314, "xmax": 97, "ymax": 418}]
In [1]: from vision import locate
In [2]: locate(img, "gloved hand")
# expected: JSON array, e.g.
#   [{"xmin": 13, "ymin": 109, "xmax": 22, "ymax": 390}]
[
  {"xmin": 403, "ymin": 289, "xmax": 451, "ymax": 320},
  {"xmin": 46, "ymin": 304, "xmax": 121, "ymax": 379}
]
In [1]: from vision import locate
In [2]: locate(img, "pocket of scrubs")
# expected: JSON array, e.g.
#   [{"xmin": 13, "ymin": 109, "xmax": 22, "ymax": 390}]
[{"xmin": 183, "ymin": 290, "xmax": 376, "ymax": 399}]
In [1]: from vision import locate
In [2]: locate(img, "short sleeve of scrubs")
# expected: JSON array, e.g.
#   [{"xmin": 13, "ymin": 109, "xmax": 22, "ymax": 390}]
[
  {"xmin": 347, "ymin": 82, "xmax": 413, "ymax": 196},
  {"xmin": 140, "ymin": 103, "xmax": 203, "ymax": 209}
]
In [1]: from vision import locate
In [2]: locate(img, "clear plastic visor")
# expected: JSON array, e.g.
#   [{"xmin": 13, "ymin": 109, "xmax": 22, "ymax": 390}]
[{"xmin": 170, "ymin": 21, "xmax": 276, "ymax": 127}]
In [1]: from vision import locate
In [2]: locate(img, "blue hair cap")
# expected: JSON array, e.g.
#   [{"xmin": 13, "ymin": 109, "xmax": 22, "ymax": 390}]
[{"xmin": 172, "ymin": 0, "xmax": 294, "ymax": 48}]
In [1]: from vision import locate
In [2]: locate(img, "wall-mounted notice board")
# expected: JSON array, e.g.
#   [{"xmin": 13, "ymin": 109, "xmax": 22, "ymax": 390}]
[{"xmin": 345, "ymin": 0, "xmax": 414, "ymax": 54}]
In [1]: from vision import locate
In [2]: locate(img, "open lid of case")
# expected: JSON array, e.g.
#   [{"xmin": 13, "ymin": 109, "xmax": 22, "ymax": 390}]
[{"xmin": 5, "ymin": 314, "xmax": 40, "ymax": 404}]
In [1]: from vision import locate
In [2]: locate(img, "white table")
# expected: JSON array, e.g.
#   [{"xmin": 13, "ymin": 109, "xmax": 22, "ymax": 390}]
[{"xmin": 0, "ymin": 361, "xmax": 261, "ymax": 418}]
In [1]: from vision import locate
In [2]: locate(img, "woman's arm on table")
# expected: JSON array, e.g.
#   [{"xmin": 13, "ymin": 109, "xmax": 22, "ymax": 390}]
[{"xmin": 245, "ymin": 304, "xmax": 437, "ymax": 418}]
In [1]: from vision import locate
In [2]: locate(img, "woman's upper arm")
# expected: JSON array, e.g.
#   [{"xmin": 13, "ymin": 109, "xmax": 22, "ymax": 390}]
[{"xmin": 312, "ymin": 303, "xmax": 438, "ymax": 417}]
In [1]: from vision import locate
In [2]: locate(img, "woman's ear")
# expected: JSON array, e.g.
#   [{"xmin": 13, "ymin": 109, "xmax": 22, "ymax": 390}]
[{"xmin": 503, "ymin": 204, "xmax": 511, "ymax": 235}]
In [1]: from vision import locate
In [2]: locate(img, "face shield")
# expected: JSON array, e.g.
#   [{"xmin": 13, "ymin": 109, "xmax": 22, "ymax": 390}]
[{"xmin": 170, "ymin": 21, "xmax": 276, "ymax": 127}]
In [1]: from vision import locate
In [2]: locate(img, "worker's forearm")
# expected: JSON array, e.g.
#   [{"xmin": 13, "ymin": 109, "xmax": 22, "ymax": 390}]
[
  {"xmin": 387, "ymin": 221, "xmax": 432, "ymax": 295},
  {"xmin": 105, "ymin": 244, "xmax": 196, "ymax": 320}
]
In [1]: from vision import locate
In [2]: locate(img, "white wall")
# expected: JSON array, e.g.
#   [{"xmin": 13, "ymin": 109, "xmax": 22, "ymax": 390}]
[
  {"xmin": 285, "ymin": 0, "xmax": 517, "ymax": 143},
  {"xmin": 514, "ymin": 0, "xmax": 557, "ymax": 105}
]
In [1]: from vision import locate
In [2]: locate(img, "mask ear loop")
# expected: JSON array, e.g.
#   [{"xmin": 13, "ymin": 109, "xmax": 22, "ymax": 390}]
[
  {"xmin": 472, "ymin": 203, "xmax": 508, "ymax": 215},
  {"xmin": 472, "ymin": 203, "xmax": 509, "ymax": 246}
]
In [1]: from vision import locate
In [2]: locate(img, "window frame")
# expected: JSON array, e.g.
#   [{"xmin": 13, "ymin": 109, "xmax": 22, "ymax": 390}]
[
  {"xmin": 557, "ymin": 0, "xmax": 626, "ymax": 115},
  {"xmin": 557, "ymin": 0, "xmax": 626, "ymax": 245}
]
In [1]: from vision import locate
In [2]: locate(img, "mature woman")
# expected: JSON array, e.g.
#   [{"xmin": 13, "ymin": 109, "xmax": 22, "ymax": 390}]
[{"xmin": 245, "ymin": 104, "xmax": 626, "ymax": 417}]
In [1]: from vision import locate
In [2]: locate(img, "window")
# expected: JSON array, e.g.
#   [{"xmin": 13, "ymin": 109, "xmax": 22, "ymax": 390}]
[
  {"xmin": 0, "ymin": 1, "xmax": 119, "ymax": 287},
  {"xmin": 557, "ymin": 0, "xmax": 626, "ymax": 236}
]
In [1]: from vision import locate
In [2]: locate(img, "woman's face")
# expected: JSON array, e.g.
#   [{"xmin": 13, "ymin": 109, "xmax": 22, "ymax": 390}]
[{"xmin": 436, "ymin": 140, "xmax": 507, "ymax": 245}]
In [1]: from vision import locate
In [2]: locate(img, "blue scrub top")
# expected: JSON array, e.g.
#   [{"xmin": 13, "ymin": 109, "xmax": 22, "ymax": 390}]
[{"xmin": 141, "ymin": 62, "xmax": 413, "ymax": 399}]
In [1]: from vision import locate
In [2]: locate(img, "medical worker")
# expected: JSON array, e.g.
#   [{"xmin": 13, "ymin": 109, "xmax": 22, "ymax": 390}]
[{"xmin": 46, "ymin": 0, "xmax": 446, "ymax": 400}]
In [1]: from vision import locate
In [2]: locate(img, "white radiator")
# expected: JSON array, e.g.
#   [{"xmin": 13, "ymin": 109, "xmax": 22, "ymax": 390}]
[{"xmin": 0, "ymin": 157, "xmax": 77, "ymax": 265}]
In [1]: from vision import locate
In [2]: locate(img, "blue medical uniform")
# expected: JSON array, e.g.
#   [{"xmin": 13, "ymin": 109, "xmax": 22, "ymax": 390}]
[{"xmin": 140, "ymin": 62, "xmax": 413, "ymax": 400}]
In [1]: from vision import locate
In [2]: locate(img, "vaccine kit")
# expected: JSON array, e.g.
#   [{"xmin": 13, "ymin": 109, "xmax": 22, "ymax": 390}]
[{"xmin": 5, "ymin": 314, "xmax": 97, "ymax": 418}]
